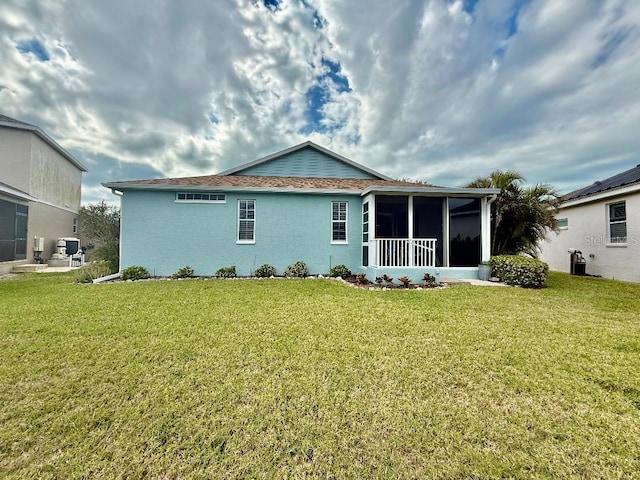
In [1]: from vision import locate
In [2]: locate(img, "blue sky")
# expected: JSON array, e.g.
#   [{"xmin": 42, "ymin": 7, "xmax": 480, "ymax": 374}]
[{"xmin": 1, "ymin": 0, "xmax": 639, "ymax": 204}]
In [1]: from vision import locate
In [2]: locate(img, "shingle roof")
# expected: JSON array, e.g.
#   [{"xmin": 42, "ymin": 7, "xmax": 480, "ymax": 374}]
[
  {"xmin": 104, "ymin": 175, "xmax": 436, "ymax": 192},
  {"xmin": 564, "ymin": 164, "xmax": 640, "ymax": 201}
]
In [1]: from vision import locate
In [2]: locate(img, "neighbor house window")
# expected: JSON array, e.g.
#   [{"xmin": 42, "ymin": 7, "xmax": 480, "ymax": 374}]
[
  {"xmin": 176, "ymin": 192, "xmax": 226, "ymax": 203},
  {"xmin": 331, "ymin": 201, "xmax": 348, "ymax": 243},
  {"xmin": 608, "ymin": 201, "xmax": 626, "ymax": 244},
  {"xmin": 238, "ymin": 200, "xmax": 255, "ymax": 243},
  {"xmin": 73, "ymin": 218, "xmax": 78, "ymax": 234},
  {"xmin": 557, "ymin": 218, "xmax": 568, "ymax": 229}
]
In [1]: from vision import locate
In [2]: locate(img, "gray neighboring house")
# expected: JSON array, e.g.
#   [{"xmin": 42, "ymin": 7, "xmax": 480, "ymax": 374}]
[
  {"xmin": 539, "ymin": 164, "xmax": 640, "ymax": 282},
  {"xmin": 0, "ymin": 114, "xmax": 87, "ymax": 273}
]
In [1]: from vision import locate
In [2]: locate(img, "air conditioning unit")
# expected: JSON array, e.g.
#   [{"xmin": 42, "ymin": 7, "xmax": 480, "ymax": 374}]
[
  {"xmin": 34, "ymin": 236, "xmax": 45, "ymax": 252},
  {"xmin": 58, "ymin": 237, "xmax": 80, "ymax": 255}
]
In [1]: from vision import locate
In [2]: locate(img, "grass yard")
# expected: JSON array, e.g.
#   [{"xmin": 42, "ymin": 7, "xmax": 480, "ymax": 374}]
[{"xmin": 1, "ymin": 272, "xmax": 639, "ymax": 478}]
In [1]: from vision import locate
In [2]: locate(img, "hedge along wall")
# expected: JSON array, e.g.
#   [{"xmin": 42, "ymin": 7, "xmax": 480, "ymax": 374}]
[{"xmin": 489, "ymin": 255, "xmax": 549, "ymax": 288}]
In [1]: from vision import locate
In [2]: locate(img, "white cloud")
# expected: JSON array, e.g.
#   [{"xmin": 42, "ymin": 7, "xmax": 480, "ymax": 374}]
[{"xmin": 1, "ymin": 0, "xmax": 639, "ymax": 203}]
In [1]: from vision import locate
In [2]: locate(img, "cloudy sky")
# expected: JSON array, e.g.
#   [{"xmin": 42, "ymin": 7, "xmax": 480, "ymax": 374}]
[{"xmin": 2, "ymin": 0, "xmax": 640, "ymax": 204}]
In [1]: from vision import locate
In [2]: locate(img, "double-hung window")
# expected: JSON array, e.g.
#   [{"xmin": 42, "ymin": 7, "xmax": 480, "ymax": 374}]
[
  {"xmin": 238, "ymin": 200, "xmax": 255, "ymax": 243},
  {"xmin": 608, "ymin": 201, "xmax": 627, "ymax": 244},
  {"xmin": 331, "ymin": 201, "xmax": 348, "ymax": 243}
]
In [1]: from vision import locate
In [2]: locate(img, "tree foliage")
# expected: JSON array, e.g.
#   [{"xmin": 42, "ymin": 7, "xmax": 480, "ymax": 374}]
[
  {"xmin": 78, "ymin": 201, "xmax": 120, "ymax": 273},
  {"xmin": 465, "ymin": 170, "xmax": 561, "ymax": 257}
]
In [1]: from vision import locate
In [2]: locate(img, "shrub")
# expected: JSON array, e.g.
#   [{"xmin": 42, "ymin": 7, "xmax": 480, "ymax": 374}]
[
  {"xmin": 254, "ymin": 264, "xmax": 277, "ymax": 277},
  {"xmin": 398, "ymin": 276, "xmax": 412, "ymax": 288},
  {"xmin": 329, "ymin": 264, "xmax": 352, "ymax": 278},
  {"xmin": 74, "ymin": 260, "xmax": 112, "ymax": 283},
  {"xmin": 422, "ymin": 273, "xmax": 437, "ymax": 288},
  {"xmin": 172, "ymin": 266, "xmax": 195, "ymax": 279},
  {"xmin": 489, "ymin": 255, "xmax": 549, "ymax": 288},
  {"xmin": 284, "ymin": 261, "xmax": 308, "ymax": 278},
  {"xmin": 121, "ymin": 265, "xmax": 150, "ymax": 281},
  {"xmin": 215, "ymin": 266, "xmax": 237, "ymax": 278}
]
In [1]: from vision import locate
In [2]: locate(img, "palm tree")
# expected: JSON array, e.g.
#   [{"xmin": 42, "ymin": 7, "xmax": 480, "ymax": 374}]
[{"xmin": 465, "ymin": 170, "xmax": 561, "ymax": 257}]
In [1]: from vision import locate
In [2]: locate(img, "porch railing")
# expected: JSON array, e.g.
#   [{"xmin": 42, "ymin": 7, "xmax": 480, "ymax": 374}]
[{"xmin": 372, "ymin": 238, "xmax": 437, "ymax": 268}]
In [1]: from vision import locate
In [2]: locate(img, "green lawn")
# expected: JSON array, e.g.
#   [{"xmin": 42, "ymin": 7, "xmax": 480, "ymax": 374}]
[{"xmin": 1, "ymin": 272, "xmax": 639, "ymax": 478}]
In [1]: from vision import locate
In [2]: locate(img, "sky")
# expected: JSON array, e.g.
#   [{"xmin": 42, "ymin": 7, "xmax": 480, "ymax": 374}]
[{"xmin": 1, "ymin": 0, "xmax": 640, "ymax": 204}]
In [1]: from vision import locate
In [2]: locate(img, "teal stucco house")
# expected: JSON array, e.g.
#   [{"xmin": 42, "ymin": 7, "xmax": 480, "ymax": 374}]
[{"xmin": 104, "ymin": 142, "xmax": 499, "ymax": 281}]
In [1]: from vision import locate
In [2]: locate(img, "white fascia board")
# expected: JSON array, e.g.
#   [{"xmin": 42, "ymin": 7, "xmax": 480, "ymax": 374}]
[
  {"xmin": 561, "ymin": 183, "xmax": 640, "ymax": 208},
  {"xmin": 361, "ymin": 186, "xmax": 501, "ymax": 196},
  {"xmin": 0, "ymin": 183, "xmax": 37, "ymax": 202}
]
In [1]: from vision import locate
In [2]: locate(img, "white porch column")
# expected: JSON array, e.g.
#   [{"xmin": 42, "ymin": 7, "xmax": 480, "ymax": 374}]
[
  {"xmin": 481, "ymin": 196, "xmax": 491, "ymax": 261},
  {"xmin": 407, "ymin": 195, "xmax": 414, "ymax": 267}
]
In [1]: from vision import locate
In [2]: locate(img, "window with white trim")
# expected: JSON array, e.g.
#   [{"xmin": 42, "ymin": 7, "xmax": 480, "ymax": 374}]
[
  {"xmin": 557, "ymin": 218, "xmax": 568, "ymax": 229},
  {"xmin": 238, "ymin": 200, "xmax": 255, "ymax": 243},
  {"xmin": 331, "ymin": 201, "xmax": 348, "ymax": 243},
  {"xmin": 608, "ymin": 201, "xmax": 626, "ymax": 244},
  {"xmin": 176, "ymin": 192, "xmax": 226, "ymax": 203}
]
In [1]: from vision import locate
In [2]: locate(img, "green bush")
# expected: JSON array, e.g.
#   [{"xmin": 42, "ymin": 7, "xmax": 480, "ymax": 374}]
[
  {"xmin": 284, "ymin": 261, "xmax": 308, "ymax": 278},
  {"xmin": 489, "ymin": 255, "xmax": 549, "ymax": 288},
  {"xmin": 172, "ymin": 266, "xmax": 195, "ymax": 279},
  {"xmin": 121, "ymin": 265, "xmax": 150, "ymax": 281},
  {"xmin": 329, "ymin": 264, "xmax": 352, "ymax": 278},
  {"xmin": 254, "ymin": 264, "xmax": 277, "ymax": 277},
  {"xmin": 215, "ymin": 265, "xmax": 237, "ymax": 278},
  {"xmin": 74, "ymin": 260, "xmax": 112, "ymax": 283}
]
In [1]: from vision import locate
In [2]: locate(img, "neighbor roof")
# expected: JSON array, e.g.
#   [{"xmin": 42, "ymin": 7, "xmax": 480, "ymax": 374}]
[
  {"xmin": 563, "ymin": 164, "xmax": 640, "ymax": 201},
  {"xmin": 0, "ymin": 114, "xmax": 87, "ymax": 172}
]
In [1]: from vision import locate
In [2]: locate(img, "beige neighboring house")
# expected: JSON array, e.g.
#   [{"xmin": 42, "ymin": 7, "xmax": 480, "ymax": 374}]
[
  {"xmin": 0, "ymin": 114, "xmax": 87, "ymax": 273},
  {"xmin": 540, "ymin": 164, "xmax": 639, "ymax": 283}
]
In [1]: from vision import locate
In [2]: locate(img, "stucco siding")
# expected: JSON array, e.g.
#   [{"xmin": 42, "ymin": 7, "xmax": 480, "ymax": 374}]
[
  {"xmin": 120, "ymin": 190, "xmax": 363, "ymax": 276},
  {"xmin": 539, "ymin": 192, "xmax": 640, "ymax": 282},
  {"xmin": 29, "ymin": 134, "xmax": 82, "ymax": 211},
  {"xmin": 28, "ymin": 203, "xmax": 78, "ymax": 260},
  {"xmin": 0, "ymin": 129, "xmax": 31, "ymax": 193},
  {"xmin": 235, "ymin": 147, "xmax": 378, "ymax": 179}
]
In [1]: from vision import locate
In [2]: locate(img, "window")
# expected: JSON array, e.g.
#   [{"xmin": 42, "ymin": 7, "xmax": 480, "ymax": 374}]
[
  {"xmin": 557, "ymin": 218, "xmax": 568, "ymax": 229},
  {"xmin": 238, "ymin": 200, "xmax": 255, "ymax": 243},
  {"xmin": 608, "ymin": 201, "xmax": 626, "ymax": 244},
  {"xmin": 176, "ymin": 192, "xmax": 226, "ymax": 203},
  {"xmin": 0, "ymin": 199, "xmax": 28, "ymax": 261},
  {"xmin": 331, "ymin": 201, "xmax": 348, "ymax": 243},
  {"xmin": 73, "ymin": 218, "xmax": 78, "ymax": 234}
]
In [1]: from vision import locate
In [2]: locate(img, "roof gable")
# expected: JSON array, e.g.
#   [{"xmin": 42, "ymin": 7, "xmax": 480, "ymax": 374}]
[
  {"xmin": 219, "ymin": 141, "xmax": 389, "ymax": 180},
  {"xmin": 564, "ymin": 164, "xmax": 640, "ymax": 201},
  {"xmin": 0, "ymin": 114, "xmax": 88, "ymax": 172}
]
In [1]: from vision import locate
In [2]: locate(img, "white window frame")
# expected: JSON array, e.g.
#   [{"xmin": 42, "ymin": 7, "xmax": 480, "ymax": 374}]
[
  {"xmin": 331, "ymin": 201, "xmax": 348, "ymax": 244},
  {"xmin": 73, "ymin": 217, "xmax": 78, "ymax": 234},
  {"xmin": 557, "ymin": 217, "xmax": 568, "ymax": 230},
  {"xmin": 237, "ymin": 199, "xmax": 256, "ymax": 244},
  {"xmin": 607, "ymin": 201, "xmax": 627, "ymax": 245},
  {"xmin": 175, "ymin": 192, "xmax": 226, "ymax": 203}
]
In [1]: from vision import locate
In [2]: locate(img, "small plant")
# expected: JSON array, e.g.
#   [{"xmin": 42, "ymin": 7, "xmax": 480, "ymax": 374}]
[
  {"xmin": 172, "ymin": 266, "xmax": 195, "ymax": 279},
  {"xmin": 74, "ymin": 260, "xmax": 112, "ymax": 283},
  {"xmin": 398, "ymin": 276, "xmax": 412, "ymax": 288},
  {"xmin": 375, "ymin": 276, "xmax": 384, "ymax": 286},
  {"xmin": 215, "ymin": 265, "xmax": 237, "ymax": 278},
  {"xmin": 284, "ymin": 261, "xmax": 308, "ymax": 278},
  {"xmin": 121, "ymin": 265, "xmax": 150, "ymax": 281},
  {"xmin": 329, "ymin": 264, "xmax": 352, "ymax": 278},
  {"xmin": 422, "ymin": 273, "xmax": 437, "ymax": 287},
  {"xmin": 353, "ymin": 273, "xmax": 367, "ymax": 285},
  {"xmin": 254, "ymin": 264, "xmax": 277, "ymax": 277}
]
